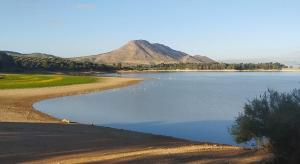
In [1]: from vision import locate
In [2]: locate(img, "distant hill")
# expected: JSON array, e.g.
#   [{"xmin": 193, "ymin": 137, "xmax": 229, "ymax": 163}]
[
  {"xmin": 72, "ymin": 40, "xmax": 216, "ymax": 65},
  {"xmin": 222, "ymin": 55, "xmax": 300, "ymax": 67},
  {"xmin": 24, "ymin": 53, "xmax": 57, "ymax": 58},
  {"xmin": 0, "ymin": 51, "xmax": 115, "ymax": 72},
  {"xmin": 0, "ymin": 51, "xmax": 57, "ymax": 58},
  {"xmin": 0, "ymin": 51, "xmax": 23, "ymax": 56},
  {"xmin": 1, "ymin": 50, "xmax": 287, "ymax": 72}
]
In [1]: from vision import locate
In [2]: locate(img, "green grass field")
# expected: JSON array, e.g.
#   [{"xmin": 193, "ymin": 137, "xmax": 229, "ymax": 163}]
[{"xmin": 0, "ymin": 74, "xmax": 98, "ymax": 89}]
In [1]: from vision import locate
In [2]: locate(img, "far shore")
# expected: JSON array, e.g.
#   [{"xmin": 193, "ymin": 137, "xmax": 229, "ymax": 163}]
[
  {"xmin": 0, "ymin": 76, "xmax": 270, "ymax": 163},
  {"xmin": 118, "ymin": 68, "xmax": 300, "ymax": 73}
]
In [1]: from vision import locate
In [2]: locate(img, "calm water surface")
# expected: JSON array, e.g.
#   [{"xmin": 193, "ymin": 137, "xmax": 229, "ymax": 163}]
[{"xmin": 34, "ymin": 72, "xmax": 300, "ymax": 145}]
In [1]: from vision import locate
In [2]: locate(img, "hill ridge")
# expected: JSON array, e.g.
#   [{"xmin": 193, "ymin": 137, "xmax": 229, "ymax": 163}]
[{"xmin": 73, "ymin": 40, "xmax": 216, "ymax": 65}]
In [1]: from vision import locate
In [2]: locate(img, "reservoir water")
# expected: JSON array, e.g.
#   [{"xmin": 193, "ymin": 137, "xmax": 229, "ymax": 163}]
[{"xmin": 34, "ymin": 72, "xmax": 300, "ymax": 145}]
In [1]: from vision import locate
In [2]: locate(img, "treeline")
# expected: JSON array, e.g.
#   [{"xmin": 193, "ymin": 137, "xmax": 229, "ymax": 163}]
[
  {"xmin": 121, "ymin": 62, "xmax": 287, "ymax": 71},
  {"xmin": 0, "ymin": 52, "xmax": 115, "ymax": 72}
]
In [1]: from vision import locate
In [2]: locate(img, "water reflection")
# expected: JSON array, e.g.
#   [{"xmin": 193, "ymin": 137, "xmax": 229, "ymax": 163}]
[{"xmin": 105, "ymin": 120, "xmax": 235, "ymax": 145}]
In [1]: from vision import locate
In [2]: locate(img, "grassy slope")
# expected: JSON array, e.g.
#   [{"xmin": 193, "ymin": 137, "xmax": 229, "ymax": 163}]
[{"xmin": 0, "ymin": 74, "xmax": 98, "ymax": 89}]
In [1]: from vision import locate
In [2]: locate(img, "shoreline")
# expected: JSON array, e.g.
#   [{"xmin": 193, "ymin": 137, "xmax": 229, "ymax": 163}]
[
  {"xmin": 118, "ymin": 68, "xmax": 300, "ymax": 73},
  {"xmin": 0, "ymin": 76, "xmax": 270, "ymax": 163},
  {"xmin": 0, "ymin": 77, "xmax": 144, "ymax": 122}
]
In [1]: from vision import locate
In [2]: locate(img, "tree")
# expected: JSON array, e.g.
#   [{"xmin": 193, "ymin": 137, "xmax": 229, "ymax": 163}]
[
  {"xmin": 230, "ymin": 89, "xmax": 300, "ymax": 163},
  {"xmin": 117, "ymin": 62, "xmax": 122, "ymax": 69}
]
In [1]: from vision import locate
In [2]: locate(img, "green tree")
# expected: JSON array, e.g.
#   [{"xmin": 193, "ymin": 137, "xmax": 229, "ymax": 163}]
[{"xmin": 230, "ymin": 89, "xmax": 300, "ymax": 163}]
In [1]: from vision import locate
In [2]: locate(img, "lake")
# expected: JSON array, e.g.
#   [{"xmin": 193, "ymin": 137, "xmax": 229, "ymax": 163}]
[{"xmin": 34, "ymin": 72, "xmax": 300, "ymax": 145}]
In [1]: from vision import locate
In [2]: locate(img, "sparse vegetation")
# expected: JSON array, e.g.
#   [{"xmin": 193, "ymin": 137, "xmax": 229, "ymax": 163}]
[
  {"xmin": 0, "ymin": 74, "xmax": 98, "ymax": 89},
  {"xmin": 230, "ymin": 89, "xmax": 300, "ymax": 163}
]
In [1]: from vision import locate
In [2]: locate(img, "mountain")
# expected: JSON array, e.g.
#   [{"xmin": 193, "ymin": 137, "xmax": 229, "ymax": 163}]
[
  {"xmin": 193, "ymin": 55, "xmax": 216, "ymax": 63},
  {"xmin": 73, "ymin": 40, "xmax": 216, "ymax": 65},
  {"xmin": 0, "ymin": 51, "xmax": 57, "ymax": 58}
]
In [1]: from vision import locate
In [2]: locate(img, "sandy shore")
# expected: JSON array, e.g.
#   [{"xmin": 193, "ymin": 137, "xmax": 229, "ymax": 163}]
[
  {"xmin": 0, "ymin": 77, "xmax": 143, "ymax": 122},
  {"xmin": 0, "ymin": 76, "xmax": 270, "ymax": 163}
]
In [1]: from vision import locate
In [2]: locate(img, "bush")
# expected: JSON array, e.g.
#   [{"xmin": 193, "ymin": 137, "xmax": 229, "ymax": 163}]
[{"xmin": 230, "ymin": 89, "xmax": 300, "ymax": 163}]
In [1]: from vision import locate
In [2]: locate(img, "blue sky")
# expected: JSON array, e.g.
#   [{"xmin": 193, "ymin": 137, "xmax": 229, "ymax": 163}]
[{"xmin": 1, "ymin": 0, "xmax": 300, "ymax": 60}]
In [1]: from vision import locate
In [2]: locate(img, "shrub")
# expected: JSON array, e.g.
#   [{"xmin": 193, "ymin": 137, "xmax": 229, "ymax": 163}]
[{"xmin": 230, "ymin": 89, "xmax": 300, "ymax": 163}]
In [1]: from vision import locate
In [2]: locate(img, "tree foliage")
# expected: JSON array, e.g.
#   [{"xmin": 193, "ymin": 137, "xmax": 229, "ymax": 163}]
[
  {"xmin": 121, "ymin": 62, "xmax": 286, "ymax": 71},
  {"xmin": 231, "ymin": 89, "xmax": 300, "ymax": 163}
]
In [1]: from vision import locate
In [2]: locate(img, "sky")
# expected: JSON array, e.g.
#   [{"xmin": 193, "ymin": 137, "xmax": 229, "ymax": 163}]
[{"xmin": 1, "ymin": 0, "xmax": 300, "ymax": 60}]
